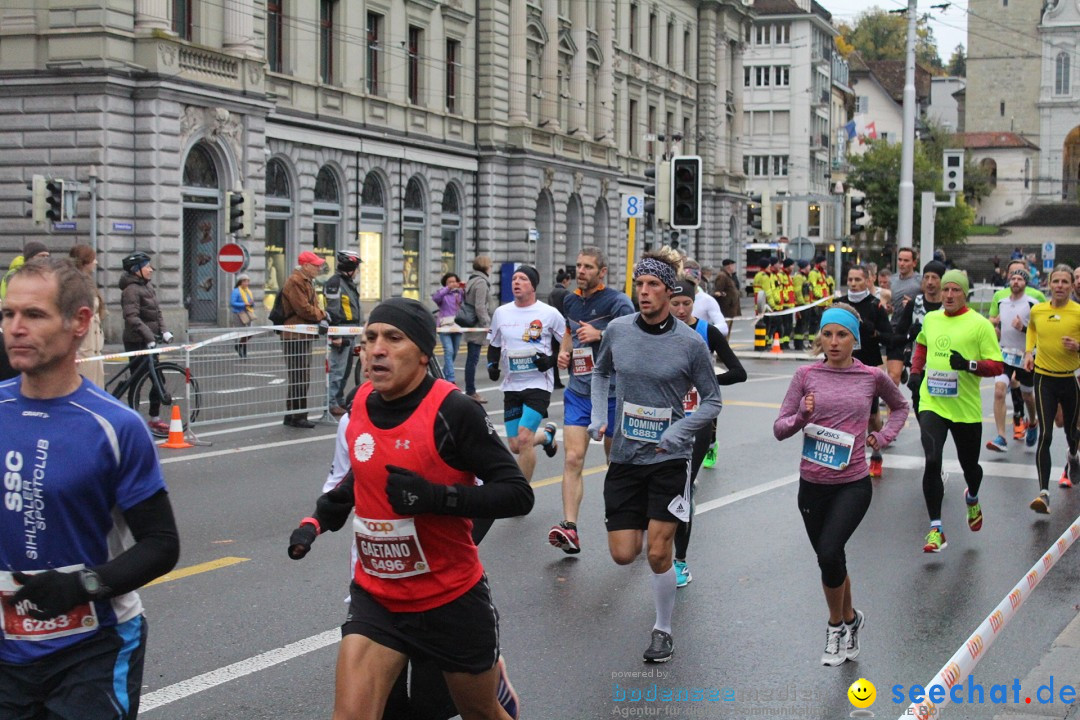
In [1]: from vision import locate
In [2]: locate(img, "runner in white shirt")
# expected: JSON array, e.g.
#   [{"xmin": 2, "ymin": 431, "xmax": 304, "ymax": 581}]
[
  {"xmin": 987, "ymin": 268, "xmax": 1039, "ymax": 452},
  {"xmin": 487, "ymin": 265, "xmax": 565, "ymax": 482},
  {"xmin": 683, "ymin": 259, "xmax": 728, "ymax": 336}
]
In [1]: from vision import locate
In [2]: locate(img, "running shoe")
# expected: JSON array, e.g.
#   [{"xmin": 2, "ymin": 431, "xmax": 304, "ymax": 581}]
[
  {"xmin": 547, "ymin": 521, "xmax": 581, "ymax": 554},
  {"xmin": 923, "ymin": 528, "xmax": 947, "ymax": 553},
  {"xmin": 845, "ymin": 609, "xmax": 865, "ymax": 661},
  {"xmin": 985, "ymin": 435, "xmax": 1008, "ymax": 453},
  {"xmin": 643, "ymin": 629, "xmax": 674, "ymax": 663},
  {"xmin": 702, "ymin": 443, "xmax": 717, "ymax": 469},
  {"xmin": 1030, "ymin": 492, "xmax": 1050, "ymax": 514},
  {"xmin": 966, "ymin": 495, "xmax": 983, "ymax": 532},
  {"xmin": 1026, "ymin": 424, "xmax": 1038, "ymax": 448},
  {"xmin": 1068, "ymin": 452, "xmax": 1080, "ymax": 487},
  {"xmin": 148, "ymin": 420, "xmax": 170, "ymax": 436},
  {"xmin": 674, "ymin": 559, "xmax": 692, "ymax": 588},
  {"xmin": 496, "ymin": 656, "xmax": 521, "ymax": 720},
  {"xmin": 868, "ymin": 455, "xmax": 883, "ymax": 478},
  {"xmin": 1061, "ymin": 473, "xmax": 1074, "ymax": 489},
  {"xmin": 1013, "ymin": 418, "xmax": 1028, "ymax": 441},
  {"xmin": 821, "ymin": 623, "xmax": 847, "ymax": 667},
  {"xmin": 542, "ymin": 422, "xmax": 559, "ymax": 458}
]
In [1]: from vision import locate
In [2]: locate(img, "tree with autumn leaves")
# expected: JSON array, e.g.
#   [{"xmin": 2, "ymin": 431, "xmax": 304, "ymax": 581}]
[{"xmin": 835, "ymin": 8, "xmax": 944, "ymax": 74}]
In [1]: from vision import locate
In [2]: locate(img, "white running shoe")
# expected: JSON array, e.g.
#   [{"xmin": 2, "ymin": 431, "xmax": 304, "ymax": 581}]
[{"xmin": 821, "ymin": 623, "xmax": 847, "ymax": 666}]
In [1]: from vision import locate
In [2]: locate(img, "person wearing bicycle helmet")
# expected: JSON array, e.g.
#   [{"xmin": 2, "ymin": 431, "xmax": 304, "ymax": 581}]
[
  {"xmin": 324, "ymin": 250, "xmax": 363, "ymax": 417},
  {"xmin": 120, "ymin": 251, "xmax": 173, "ymax": 435}
]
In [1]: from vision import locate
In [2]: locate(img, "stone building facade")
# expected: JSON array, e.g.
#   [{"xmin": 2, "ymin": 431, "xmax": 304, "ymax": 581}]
[{"xmin": 0, "ymin": 0, "xmax": 753, "ymax": 337}]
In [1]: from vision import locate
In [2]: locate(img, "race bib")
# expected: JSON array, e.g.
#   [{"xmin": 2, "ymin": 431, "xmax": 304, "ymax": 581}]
[
  {"xmin": 0, "ymin": 568, "xmax": 98, "ymax": 642},
  {"xmin": 353, "ymin": 516, "xmax": 431, "ymax": 579},
  {"xmin": 507, "ymin": 351, "xmax": 538, "ymax": 374},
  {"xmin": 621, "ymin": 403, "xmax": 672, "ymax": 444},
  {"xmin": 682, "ymin": 388, "xmax": 700, "ymax": 414},
  {"xmin": 801, "ymin": 424, "xmax": 856, "ymax": 470},
  {"xmin": 1002, "ymin": 348, "xmax": 1024, "ymax": 367},
  {"xmin": 927, "ymin": 369, "xmax": 959, "ymax": 397},
  {"xmin": 571, "ymin": 347, "xmax": 594, "ymax": 375}
]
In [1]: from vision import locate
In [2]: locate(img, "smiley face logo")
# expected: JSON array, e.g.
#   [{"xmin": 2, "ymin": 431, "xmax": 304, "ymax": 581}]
[{"xmin": 848, "ymin": 678, "xmax": 876, "ymax": 709}]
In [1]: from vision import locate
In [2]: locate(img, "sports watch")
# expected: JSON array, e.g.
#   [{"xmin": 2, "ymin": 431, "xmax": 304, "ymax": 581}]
[
  {"xmin": 968, "ymin": 360, "xmax": 978, "ymax": 373},
  {"xmin": 78, "ymin": 569, "xmax": 105, "ymax": 599}
]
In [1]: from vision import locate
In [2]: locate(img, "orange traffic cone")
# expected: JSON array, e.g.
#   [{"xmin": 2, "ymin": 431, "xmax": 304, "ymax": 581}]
[
  {"xmin": 159, "ymin": 405, "xmax": 193, "ymax": 449},
  {"xmin": 770, "ymin": 332, "xmax": 783, "ymax": 354}
]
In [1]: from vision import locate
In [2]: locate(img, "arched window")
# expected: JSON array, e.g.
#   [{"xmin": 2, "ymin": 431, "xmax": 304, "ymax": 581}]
[
  {"xmin": 264, "ymin": 158, "xmax": 293, "ymax": 299},
  {"xmin": 1056, "ymin": 51, "xmax": 1071, "ymax": 95},
  {"xmin": 980, "ymin": 158, "xmax": 998, "ymax": 190},
  {"xmin": 183, "ymin": 144, "xmax": 218, "ymax": 188},
  {"xmin": 358, "ymin": 172, "xmax": 386, "ymax": 302},
  {"xmin": 181, "ymin": 143, "xmax": 222, "ymax": 324},
  {"xmin": 441, "ymin": 185, "xmax": 462, "ymax": 278},
  {"xmin": 402, "ymin": 177, "xmax": 427, "ymax": 300},
  {"xmin": 313, "ymin": 166, "xmax": 341, "ymax": 277}
]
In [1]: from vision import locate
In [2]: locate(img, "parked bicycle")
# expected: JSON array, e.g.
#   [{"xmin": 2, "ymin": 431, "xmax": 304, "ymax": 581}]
[{"xmin": 105, "ymin": 341, "xmax": 200, "ymax": 438}]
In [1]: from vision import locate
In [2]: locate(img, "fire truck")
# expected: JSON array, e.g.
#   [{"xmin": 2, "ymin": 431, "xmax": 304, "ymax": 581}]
[{"xmin": 743, "ymin": 241, "xmax": 787, "ymax": 295}]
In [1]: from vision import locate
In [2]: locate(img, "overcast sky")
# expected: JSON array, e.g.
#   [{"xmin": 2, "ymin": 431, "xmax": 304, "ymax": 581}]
[{"xmin": 824, "ymin": 0, "xmax": 969, "ymax": 58}]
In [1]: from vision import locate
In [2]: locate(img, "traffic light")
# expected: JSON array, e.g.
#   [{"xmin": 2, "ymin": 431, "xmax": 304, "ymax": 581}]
[
  {"xmin": 848, "ymin": 194, "xmax": 867, "ymax": 235},
  {"xmin": 943, "ymin": 149, "xmax": 964, "ymax": 193},
  {"xmin": 227, "ymin": 190, "xmax": 252, "ymax": 236},
  {"xmin": 27, "ymin": 175, "xmax": 46, "ymax": 224},
  {"xmin": 45, "ymin": 179, "xmax": 64, "ymax": 222},
  {"xmin": 669, "ymin": 155, "xmax": 702, "ymax": 229},
  {"xmin": 644, "ymin": 161, "xmax": 670, "ymax": 225},
  {"xmin": 747, "ymin": 192, "xmax": 763, "ymax": 232}
]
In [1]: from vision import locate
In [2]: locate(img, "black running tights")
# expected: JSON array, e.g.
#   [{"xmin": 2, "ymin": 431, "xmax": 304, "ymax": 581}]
[
  {"xmin": 674, "ymin": 423, "xmax": 715, "ymax": 560},
  {"xmin": 1034, "ymin": 373, "xmax": 1080, "ymax": 492},
  {"xmin": 797, "ymin": 477, "xmax": 872, "ymax": 589},
  {"xmin": 919, "ymin": 411, "xmax": 982, "ymax": 521}
]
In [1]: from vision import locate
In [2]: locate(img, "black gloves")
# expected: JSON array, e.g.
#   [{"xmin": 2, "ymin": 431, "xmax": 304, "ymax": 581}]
[
  {"xmin": 949, "ymin": 350, "xmax": 973, "ymax": 372},
  {"xmin": 487, "ymin": 362, "xmax": 501, "ymax": 382},
  {"xmin": 534, "ymin": 353, "xmax": 557, "ymax": 372},
  {"xmin": 907, "ymin": 372, "xmax": 923, "ymax": 395},
  {"xmin": 288, "ymin": 524, "xmax": 318, "ymax": 560},
  {"xmin": 318, "ymin": 319, "xmax": 330, "ymax": 336},
  {"xmin": 386, "ymin": 465, "xmax": 449, "ymax": 515},
  {"xmin": 11, "ymin": 571, "xmax": 88, "ymax": 620},
  {"xmin": 316, "ymin": 474, "xmax": 355, "ymax": 532}
]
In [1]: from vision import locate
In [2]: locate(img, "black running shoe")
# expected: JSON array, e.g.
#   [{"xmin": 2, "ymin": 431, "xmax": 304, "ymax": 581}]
[
  {"xmin": 643, "ymin": 629, "xmax": 674, "ymax": 663},
  {"xmin": 542, "ymin": 422, "xmax": 559, "ymax": 458}
]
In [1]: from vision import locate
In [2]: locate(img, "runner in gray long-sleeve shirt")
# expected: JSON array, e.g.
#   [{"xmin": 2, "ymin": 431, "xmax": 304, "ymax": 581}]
[{"xmin": 587, "ymin": 248, "xmax": 721, "ymax": 665}]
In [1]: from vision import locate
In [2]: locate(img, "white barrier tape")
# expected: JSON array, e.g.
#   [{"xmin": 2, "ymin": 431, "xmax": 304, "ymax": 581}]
[
  {"xmin": 899, "ymin": 517, "xmax": 1080, "ymax": 720},
  {"xmin": 754, "ymin": 294, "xmax": 836, "ymax": 320},
  {"xmin": 81, "ymin": 344, "xmax": 192, "ymax": 364}
]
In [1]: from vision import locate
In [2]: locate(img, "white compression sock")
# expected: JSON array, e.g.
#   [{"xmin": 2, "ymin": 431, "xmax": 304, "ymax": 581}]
[{"xmin": 651, "ymin": 566, "xmax": 677, "ymax": 635}]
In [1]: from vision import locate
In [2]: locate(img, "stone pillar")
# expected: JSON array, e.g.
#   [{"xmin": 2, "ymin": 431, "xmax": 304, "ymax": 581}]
[
  {"xmin": 135, "ymin": 0, "xmax": 170, "ymax": 32},
  {"xmin": 569, "ymin": 0, "xmax": 588, "ymax": 138},
  {"xmin": 540, "ymin": 0, "xmax": 560, "ymax": 130},
  {"xmin": 597, "ymin": 0, "xmax": 614, "ymax": 144},
  {"xmin": 732, "ymin": 40, "xmax": 745, "ymax": 177},
  {"xmin": 509, "ymin": 0, "xmax": 528, "ymax": 124},
  {"xmin": 223, "ymin": 0, "xmax": 256, "ymax": 56}
]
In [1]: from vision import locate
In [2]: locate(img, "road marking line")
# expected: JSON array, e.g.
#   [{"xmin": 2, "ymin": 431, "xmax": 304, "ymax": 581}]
[
  {"xmin": 725, "ymin": 400, "xmax": 782, "ymax": 409},
  {"xmin": 532, "ymin": 465, "xmax": 608, "ymax": 489},
  {"xmin": 144, "ymin": 557, "xmax": 249, "ymax": 587},
  {"xmin": 140, "ymin": 629, "xmax": 341, "ymax": 712},
  {"xmin": 159, "ymin": 434, "xmax": 336, "ymax": 464}
]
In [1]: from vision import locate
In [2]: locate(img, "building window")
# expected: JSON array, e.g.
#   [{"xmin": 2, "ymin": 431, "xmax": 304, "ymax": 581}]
[
  {"xmin": 683, "ymin": 30, "xmax": 691, "ymax": 73},
  {"xmin": 775, "ymin": 66, "xmax": 789, "ymax": 86},
  {"xmin": 1056, "ymin": 51, "xmax": 1071, "ymax": 95},
  {"xmin": 267, "ymin": 1, "xmax": 284, "ymax": 73},
  {"xmin": 367, "ymin": 12, "xmax": 382, "ymax": 95},
  {"xmin": 647, "ymin": 105, "xmax": 656, "ymax": 157},
  {"xmin": 744, "ymin": 66, "xmax": 751, "ymax": 87},
  {"xmin": 1000, "ymin": 101, "xmax": 1006, "ymax": 117},
  {"xmin": 264, "ymin": 159, "xmax": 292, "ymax": 302},
  {"xmin": 777, "ymin": 23, "xmax": 789, "ymax": 44},
  {"xmin": 172, "ymin": 0, "xmax": 192, "ymax": 40},
  {"xmin": 441, "ymin": 186, "xmax": 462, "ymax": 278},
  {"xmin": 629, "ymin": 4, "xmax": 638, "ymax": 53},
  {"xmin": 856, "ymin": 96, "xmax": 869, "ymax": 114},
  {"xmin": 649, "ymin": 12, "xmax": 657, "ymax": 60},
  {"xmin": 319, "ymin": 0, "xmax": 335, "ymax": 84},
  {"xmin": 359, "ymin": 173, "xmax": 386, "ymax": 302},
  {"xmin": 402, "ymin": 178, "xmax": 426, "ymax": 300},
  {"xmin": 628, "ymin": 98, "xmax": 638, "ymax": 154},
  {"xmin": 756, "ymin": 66, "xmax": 769, "ymax": 86},
  {"xmin": 408, "ymin": 26, "xmax": 423, "ymax": 105},
  {"xmin": 756, "ymin": 25, "xmax": 768, "ymax": 45},
  {"xmin": 773, "ymin": 156, "xmax": 788, "ymax": 176},
  {"xmin": 313, "ymin": 167, "xmax": 342, "ymax": 286},
  {"xmin": 446, "ymin": 39, "xmax": 460, "ymax": 113},
  {"xmin": 666, "ymin": 21, "xmax": 674, "ymax": 66}
]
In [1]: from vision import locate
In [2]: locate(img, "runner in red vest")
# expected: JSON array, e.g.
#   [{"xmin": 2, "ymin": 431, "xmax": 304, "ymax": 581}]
[{"xmin": 288, "ymin": 297, "xmax": 533, "ymax": 720}]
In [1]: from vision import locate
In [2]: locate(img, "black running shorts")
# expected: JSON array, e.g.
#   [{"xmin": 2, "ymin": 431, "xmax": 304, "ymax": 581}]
[
  {"xmin": 604, "ymin": 459, "xmax": 690, "ymax": 531},
  {"xmin": 342, "ymin": 577, "xmax": 500, "ymax": 674},
  {"xmin": 502, "ymin": 389, "xmax": 551, "ymax": 423},
  {"xmin": 0, "ymin": 616, "xmax": 147, "ymax": 720}
]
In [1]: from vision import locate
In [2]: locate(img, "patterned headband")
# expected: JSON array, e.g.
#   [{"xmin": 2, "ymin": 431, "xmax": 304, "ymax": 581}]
[{"xmin": 633, "ymin": 257, "xmax": 678, "ymax": 290}]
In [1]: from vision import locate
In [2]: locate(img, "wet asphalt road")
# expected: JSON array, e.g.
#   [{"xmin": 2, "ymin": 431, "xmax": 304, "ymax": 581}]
[{"xmin": 135, "ymin": 325, "xmax": 1080, "ymax": 720}]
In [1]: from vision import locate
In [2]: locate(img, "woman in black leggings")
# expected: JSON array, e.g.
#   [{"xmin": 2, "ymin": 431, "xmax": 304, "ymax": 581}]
[
  {"xmin": 1023, "ymin": 264, "xmax": 1080, "ymax": 513},
  {"xmin": 669, "ymin": 282, "xmax": 746, "ymax": 588}
]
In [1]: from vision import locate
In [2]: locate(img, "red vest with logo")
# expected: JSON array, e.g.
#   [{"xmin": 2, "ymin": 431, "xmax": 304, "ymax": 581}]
[{"xmin": 346, "ymin": 379, "xmax": 483, "ymax": 612}]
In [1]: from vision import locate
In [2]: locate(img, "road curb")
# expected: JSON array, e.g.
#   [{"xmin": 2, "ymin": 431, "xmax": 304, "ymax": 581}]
[
  {"xmin": 734, "ymin": 350, "xmax": 815, "ymax": 362},
  {"xmin": 993, "ymin": 607, "xmax": 1080, "ymax": 720}
]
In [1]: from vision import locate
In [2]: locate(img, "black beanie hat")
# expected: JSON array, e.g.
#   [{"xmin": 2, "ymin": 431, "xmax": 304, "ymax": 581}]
[
  {"xmin": 367, "ymin": 297, "xmax": 437, "ymax": 359},
  {"xmin": 22, "ymin": 241, "xmax": 48, "ymax": 260},
  {"xmin": 515, "ymin": 265, "xmax": 540, "ymax": 290},
  {"xmin": 922, "ymin": 260, "xmax": 947, "ymax": 278}
]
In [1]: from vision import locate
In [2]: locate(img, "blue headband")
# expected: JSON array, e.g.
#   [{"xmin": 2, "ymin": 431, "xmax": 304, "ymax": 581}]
[{"xmin": 820, "ymin": 307, "xmax": 861, "ymax": 348}]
